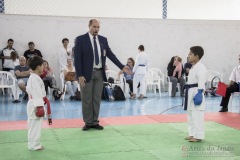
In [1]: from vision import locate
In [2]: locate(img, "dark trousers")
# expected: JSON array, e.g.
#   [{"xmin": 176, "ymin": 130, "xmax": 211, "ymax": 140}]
[
  {"xmin": 126, "ymin": 80, "xmax": 140, "ymax": 93},
  {"xmin": 43, "ymin": 80, "xmax": 51, "ymax": 94},
  {"xmin": 126, "ymin": 80, "xmax": 133, "ymax": 93},
  {"xmin": 220, "ymin": 83, "xmax": 239, "ymax": 109},
  {"xmin": 80, "ymin": 69, "xmax": 103, "ymax": 126},
  {"xmin": 3, "ymin": 68, "xmax": 12, "ymax": 71}
]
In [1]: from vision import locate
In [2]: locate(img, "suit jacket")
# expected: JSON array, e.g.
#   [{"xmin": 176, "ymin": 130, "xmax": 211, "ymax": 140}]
[{"xmin": 74, "ymin": 33, "xmax": 124, "ymax": 82}]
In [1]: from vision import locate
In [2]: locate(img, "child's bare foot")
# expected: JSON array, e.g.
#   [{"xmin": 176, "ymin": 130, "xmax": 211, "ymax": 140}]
[
  {"xmin": 184, "ymin": 136, "xmax": 193, "ymax": 140},
  {"xmin": 130, "ymin": 94, "xmax": 136, "ymax": 99},
  {"xmin": 36, "ymin": 146, "xmax": 44, "ymax": 151},
  {"xmin": 138, "ymin": 95, "xmax": 144, "ymax": 99},
  {"xmin": 188, "ymin": 138, "xmax": 201, "ymax": 142}
]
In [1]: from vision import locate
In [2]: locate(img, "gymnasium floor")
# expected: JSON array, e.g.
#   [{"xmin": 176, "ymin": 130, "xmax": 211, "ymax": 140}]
[{"xmin": 0, "ymin": 92, "xmax": 240, "ymax": 160}]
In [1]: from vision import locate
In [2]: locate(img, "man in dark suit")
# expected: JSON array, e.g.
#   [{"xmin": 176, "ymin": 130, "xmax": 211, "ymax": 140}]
[{"xmin": 74, "ymin": 19, "xmax": 129, "ymax": 131}]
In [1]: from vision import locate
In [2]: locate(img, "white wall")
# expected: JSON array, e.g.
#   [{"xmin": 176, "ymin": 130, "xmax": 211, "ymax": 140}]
[
  {"xmin": 5, "ymin": 0, "xmax": 162, "ymax": 19},
  {"xmin": 1, "ymin": 14, "xmax": 240, "ymax": 86},
  {"xmin": 168, "ymin": 0, "xmax": 240, "ymax": 20},
  {"xmin": 4, "ymin": 0, "xmax": 240, "ymax": 20}
]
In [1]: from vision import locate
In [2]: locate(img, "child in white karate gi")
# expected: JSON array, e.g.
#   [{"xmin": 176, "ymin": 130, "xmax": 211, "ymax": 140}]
[
  {"xmin": 131, "ymin": 45, "xmax": 149, "ymax": 99},
  {"xmin": 184, "ymin": 46, "xmax": 207, "ymax": 142},
  {"xmin": 26, "ymin": 56, "xmax": 46, "ymax": 150}
]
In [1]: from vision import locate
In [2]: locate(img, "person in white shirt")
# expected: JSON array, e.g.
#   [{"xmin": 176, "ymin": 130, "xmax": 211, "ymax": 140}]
[
  {"xmin": 26, "ymin": 56, "xmax": 46, "ymax": 150},
  {"xmin": 184, "ymin": 46, "xmax": 207, "ymax": 142},
  {"xmin": 219, "ymin": 55, "xmax": 240, "ymax": 112},
  {"xmin": 131, "ymin": 45, "xmax": 149, "ymax": 99},
  {"xmin": 3, "ymin": 51, "xmax": 19, "ymax": 75},
  {"xmin": 0, "ymin": 39, "xmax": 17, "ymax": 71},
  {"xmin": 58, "ymin": 38, "xmax": 72, "ymax": 72}
]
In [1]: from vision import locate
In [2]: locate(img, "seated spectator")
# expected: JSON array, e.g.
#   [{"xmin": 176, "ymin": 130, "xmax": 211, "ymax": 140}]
[
  {"xmin": 3, "ymin": 51, "xmax": 19, "ymax": 75},
  {"xmin": 118, "ymin": 57, "xmax": 135, "ymax": 96},
  {"xmin": 184, "ymin": 57, "xmax": 192, "ymax": 82},
  {"xmin": 40, "ymin": 60, "xmax": 56, "ymax": 94},
  {"xmin": 63, "ymin": 59, "xmax": 78, "ymax": 100},
  {"xmin": 219, "ymin": 55, "xmax": 240, "ymax": 112},
  {"xmin": 0, "ymin": 39, "xmax": 17, "ymax": 71},
  {"xmin": 14, "ymin": 56, "xmax": 31, "ymax": 100},
  {"xmin": 24, "ymin": 42, "xmax": 42, "ymax": 60},
  {"xmin": 167, "ymin": 56, "xmax": 185, "ymax": 97}
]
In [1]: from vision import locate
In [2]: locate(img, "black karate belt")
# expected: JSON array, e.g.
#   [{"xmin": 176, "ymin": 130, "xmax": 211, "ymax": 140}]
[
  {"xmin": 138, "ymin": 64, "xmax": 145, "ymax": 66},
  {"xmin": 183, "ymin": 83, "xmax": 198, "ymax": 110}
]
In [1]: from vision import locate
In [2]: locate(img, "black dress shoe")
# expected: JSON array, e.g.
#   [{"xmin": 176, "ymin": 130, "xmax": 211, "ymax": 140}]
[
  {"xmin": 12, "ymin": 100, "xmax": 21, "ymax": 103},
  {"xmin": 92, "ymin": 124, "xmax": 104, "ymax": 130},
  {"xmin": 82, "ymin": 125, "xmax": 92, "ymax": 131},
  {"xmin": 219, "ymin": 108, "xmax": 228, "ymax": 112}
]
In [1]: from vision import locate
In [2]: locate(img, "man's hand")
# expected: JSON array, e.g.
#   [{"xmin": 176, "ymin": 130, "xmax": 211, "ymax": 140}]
[
  {"xmin": 79, "ymin": 76, "xmax": 86, "ymax": 87},
  {"xmin": 122, "ymin": 66, "xmax": 132, "ymax": 74}
]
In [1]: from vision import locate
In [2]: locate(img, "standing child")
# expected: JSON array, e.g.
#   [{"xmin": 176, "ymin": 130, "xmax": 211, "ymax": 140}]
[
  {"xmin": 26, "ymin": 55, "xmax": 46, "ymax": 150},
  {"xmin": 131, "ymin": 45, "xmax": 149, "ymax": 99},
  {"xmin": 184, "ymin": 46, "xmax": 207, "ymax": 142}
]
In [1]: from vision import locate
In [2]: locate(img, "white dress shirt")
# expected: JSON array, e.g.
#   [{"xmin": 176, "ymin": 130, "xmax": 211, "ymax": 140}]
[
  {"xmin": 229, "ymin": 65, "xmax": 240, "ymax": 83},
  {"xmin": 88, "ymin": 33, "xmax": 102, "ymax": 69}
]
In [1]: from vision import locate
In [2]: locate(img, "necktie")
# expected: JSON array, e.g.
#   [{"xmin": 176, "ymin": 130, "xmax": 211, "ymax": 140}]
[{"xmin": 93, "ymin": 36, "xmax": 99, "ymax": 65}]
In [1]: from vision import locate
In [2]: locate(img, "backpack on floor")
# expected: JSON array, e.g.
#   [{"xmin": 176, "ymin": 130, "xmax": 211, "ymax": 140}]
[
  {"xmin": 113, "ymin": 85, "xmax": 125, "ymax": 101},
  {"xmin": 52, "ymin": 88, "xmax": 63, "ymax": 100},
  {"xmin": 103, "ymin": 84, "xmax": 115, "ymax": 101}
]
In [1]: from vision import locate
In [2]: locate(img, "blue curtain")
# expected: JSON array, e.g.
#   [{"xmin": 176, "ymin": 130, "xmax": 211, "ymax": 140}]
[
  {"xmin": 0, "ymin": 0, "xmax": 4, "ymax": 13},
  {"xmin": 162, "ymin": 0, "xmax": 167, "ymax": 19}
]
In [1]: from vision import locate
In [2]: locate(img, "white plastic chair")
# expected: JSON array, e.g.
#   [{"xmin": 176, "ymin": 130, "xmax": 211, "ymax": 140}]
[
  {"xmin": 228, "ymin": 93, "xmax": 240, "ymax": 113},
  {"xmin": 149, "ymin": 68, "xmax": 165, "ymax": 91},
  {"xmin": 146, "ymin": 70, "xmax": 161, "ymax": 97},
  {"xmin": 60, "ymin": 72, "xmax": 67, "ymax": 100},
  {"xmin": 166, "ymin": 75, "xmax": 180, "ymax": 97},
  {"xmin": 0, "ymin": 71, "xmax": 20, "ymax": 100},
  {"xmin": 206, "ymin": 70, "xmax": 223, "ymax": 90}
]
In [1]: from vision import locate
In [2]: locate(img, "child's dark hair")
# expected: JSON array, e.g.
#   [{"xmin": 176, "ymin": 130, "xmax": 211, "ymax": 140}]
[
  {"xmin": 138, "ymin": 45, "xmax": 144, "ymax": 51},
  {"xmin": 28, "ymin": 41, "xmax": 34, "ymax": 45},
  {"xmin": 190, "ymin": 46, "xmax": 204, "ymax": 59},
  {"xmin": 28, "ymin": 55, "xmax": 44, "ymax": 70},
  {"xmin": 62, "ymin": 38, "xmax": 69, "ymax": 43}
]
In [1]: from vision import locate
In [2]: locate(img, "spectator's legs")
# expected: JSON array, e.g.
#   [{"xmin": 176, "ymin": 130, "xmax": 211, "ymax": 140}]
[
  {"xmin": 170, "ymin": 77, "xmax": 178, "ymax": 97},
  {"xmin": 220, "ymin": 83, "xmax": 239, "ymax": 110},
  {"xmin": 178, "ymin": 77, "xmax": 186, "ymax": 96},
  {"xmin": 66, "ymin": 81, "xmax": 74, "ymax": 96}
]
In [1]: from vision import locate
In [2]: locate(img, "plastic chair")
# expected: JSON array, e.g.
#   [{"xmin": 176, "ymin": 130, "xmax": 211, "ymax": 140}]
[
  {"xmin": 206, "ymin": 70, "xmax": 223, "ymax": 90},
  {"xmin": 149, "ymin": 68, "xmax": 165, "ymax": 91},
  {"xmin": 146, "ymin": 70, "xmax": 161, "ymax": 97},
  {"xmin": 0, "ymin": 71, "xmax": 20, "ymax": 101},
  {"xmin": 228, "ymin": 92, "xmax": 240, "ymax": 113},
  {"xmin": 60, "ymin": 72, "xmax": 67, "ymax": 100},
  {"xmin": 166, "ymin": 75, "xmax": 180, "ymax": 97}
]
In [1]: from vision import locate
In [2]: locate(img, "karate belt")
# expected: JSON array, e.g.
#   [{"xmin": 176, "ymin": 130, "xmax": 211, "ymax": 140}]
[
  {"xmin": 43, "ymin": 97, "xmax": 52, "ymax": 125},
  {"xmin": 29, "ymin": 96, "xmax": 52, "ymax": 125},
  {"xmin": 183, "ymin": 83, "xmax": 198, "ymax": 110},
  {"xmin": 138, "ymin": 64, "xmax": 145, "ymax": 66}
]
